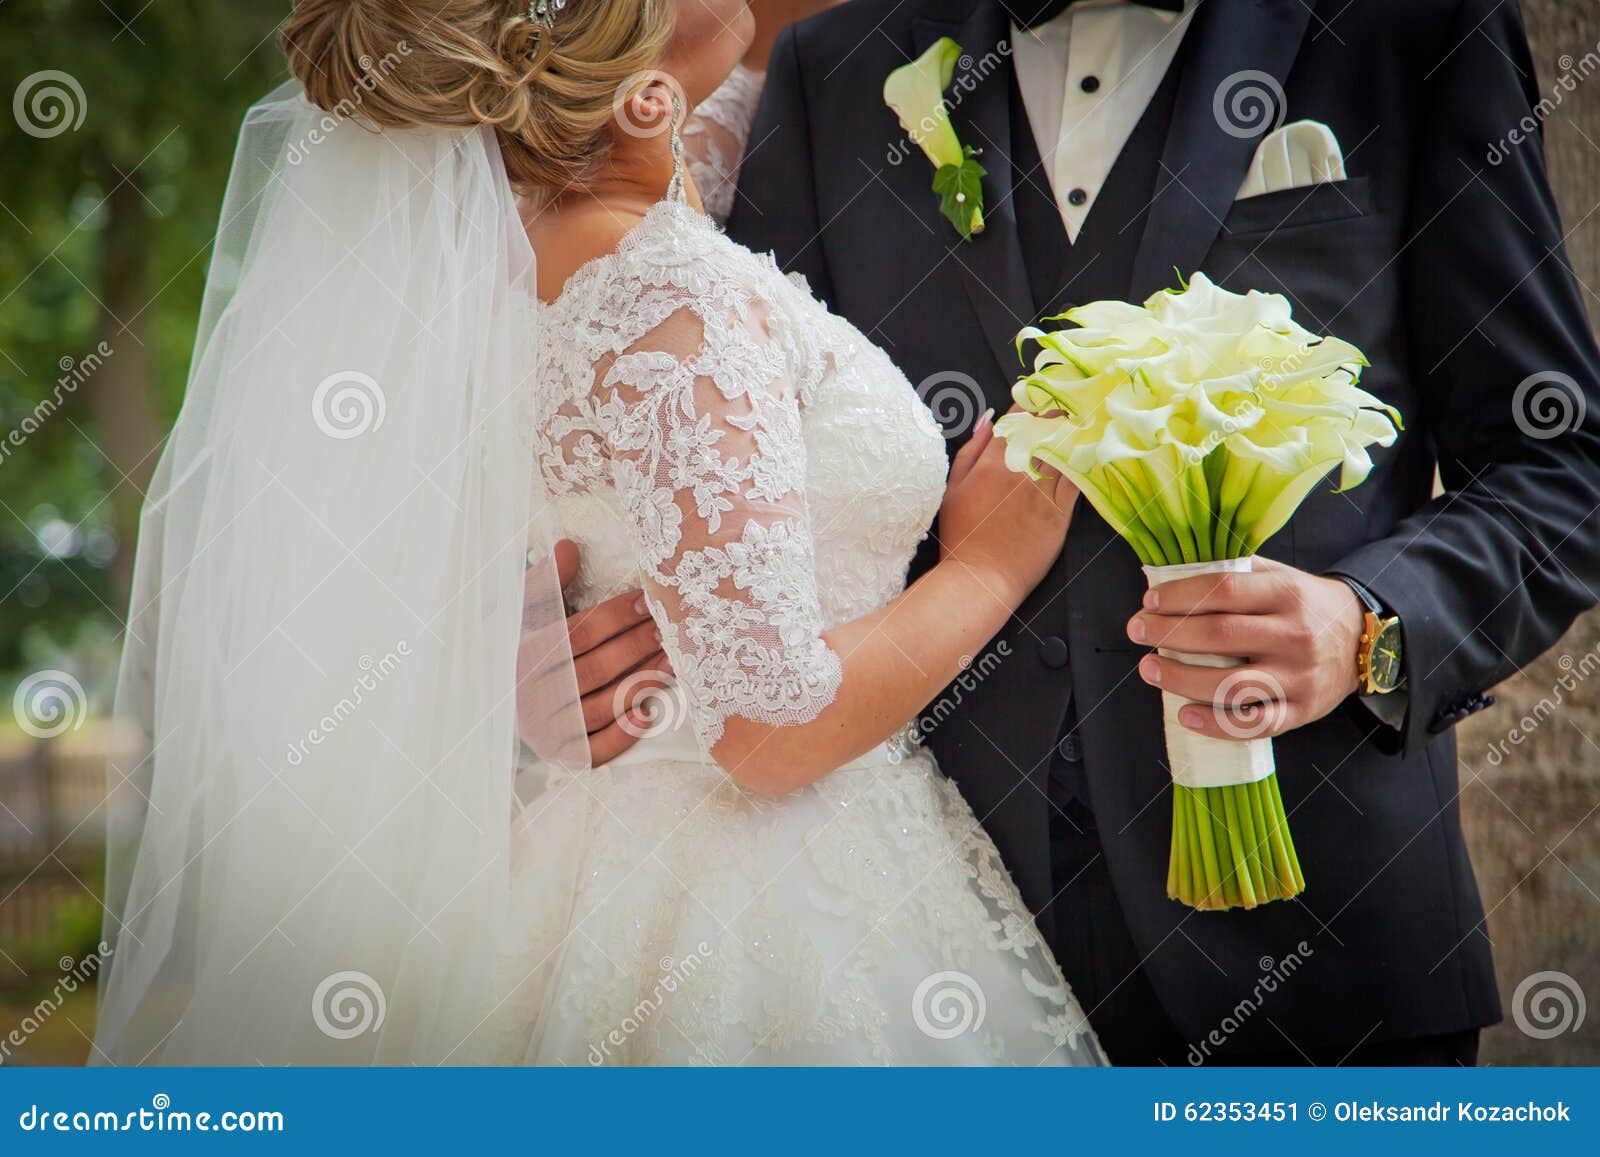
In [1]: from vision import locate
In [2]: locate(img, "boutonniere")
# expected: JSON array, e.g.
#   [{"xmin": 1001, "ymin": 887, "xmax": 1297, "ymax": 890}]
[{"xmin": 883, "ymin": 37, "xmax": 986, "ymax": 241}]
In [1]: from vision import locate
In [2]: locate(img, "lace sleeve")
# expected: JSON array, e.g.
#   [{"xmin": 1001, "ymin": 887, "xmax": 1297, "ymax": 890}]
[
  {"xmin": 593, "ymin": 278, "xmax": 841, "ymax": 752},
  {"xmin": 682, "ymin": 65, "xmax": 764, "ymax": 225}
]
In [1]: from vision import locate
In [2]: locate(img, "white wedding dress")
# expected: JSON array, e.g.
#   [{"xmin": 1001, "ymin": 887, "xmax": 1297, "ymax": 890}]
[
  {"xmin": 489, "ymin": 75, "xmax": 1102, "ymax": 1067},
  {"xmin": 682, "ymin": 63, "xmax": 764, "ymax": 224}
]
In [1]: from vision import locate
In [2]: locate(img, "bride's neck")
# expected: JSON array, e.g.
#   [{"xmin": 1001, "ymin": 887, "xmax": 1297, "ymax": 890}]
[
  {"xmin": 561, "ymin": 132, "xmax": 696, "ymax": 218},
  {"xmin": 526, "ymin": 134, "xmax": 701, "ymax": 303}
]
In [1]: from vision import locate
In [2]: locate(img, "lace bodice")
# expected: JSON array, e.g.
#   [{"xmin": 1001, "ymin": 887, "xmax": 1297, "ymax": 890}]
[
  {"xmin": 534, "ymin": 201, "xmax": 947, "ymax": 752},
  {"xmin": 682, "ymin": 64, "xmax": 763, "ymax": 224}
]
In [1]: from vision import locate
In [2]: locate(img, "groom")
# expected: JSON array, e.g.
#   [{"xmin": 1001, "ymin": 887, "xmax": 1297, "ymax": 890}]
[{"xmin": 716, "ymin": 0, "xmax": 1600, "ymax": 1064}]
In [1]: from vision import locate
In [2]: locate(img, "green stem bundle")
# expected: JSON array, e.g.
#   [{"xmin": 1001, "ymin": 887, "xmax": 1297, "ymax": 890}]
[{"xmin": 1168, "ymin": 780, "xmax": 1304, "ymax": 909}]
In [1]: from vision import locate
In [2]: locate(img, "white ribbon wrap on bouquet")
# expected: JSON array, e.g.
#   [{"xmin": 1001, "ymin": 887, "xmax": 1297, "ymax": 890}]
[{"xmin": 1142, "ymin": 558, "xmax": 1277, "ymax": 790}]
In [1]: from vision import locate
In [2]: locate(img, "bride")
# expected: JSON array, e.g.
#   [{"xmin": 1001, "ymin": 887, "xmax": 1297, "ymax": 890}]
[{"xmin": 93, "ymin": 0, "xmax": 1097, "ymax": 1067}]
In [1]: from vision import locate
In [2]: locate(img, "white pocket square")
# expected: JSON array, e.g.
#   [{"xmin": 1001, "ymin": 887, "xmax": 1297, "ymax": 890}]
[{"xmin": 1236, "ymin": 119, "xmax": 1346, "ymax": 200}]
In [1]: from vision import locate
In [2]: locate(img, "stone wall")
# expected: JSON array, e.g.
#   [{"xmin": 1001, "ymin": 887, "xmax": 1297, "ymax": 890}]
[{"xmin": 1461, "ymin": 0, "xmax": 1600, "ymax": 1066}]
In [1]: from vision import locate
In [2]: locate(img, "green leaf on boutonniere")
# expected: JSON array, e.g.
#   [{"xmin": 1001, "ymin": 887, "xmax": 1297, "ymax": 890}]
[{"xmin": 932, "ymin": 147, "xmax": 987, "ymax": 240}]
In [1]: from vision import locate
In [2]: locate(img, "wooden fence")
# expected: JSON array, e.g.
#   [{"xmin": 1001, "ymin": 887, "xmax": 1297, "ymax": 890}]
[{"xmin": 0, "ymin": 733, "xmax": 108, "ymax": 981}]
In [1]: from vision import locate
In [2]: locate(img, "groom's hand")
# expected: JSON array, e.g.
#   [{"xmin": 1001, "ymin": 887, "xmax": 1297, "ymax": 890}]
[
  {"xmin": 1127, "ymin": 556, "xmax": 1364, "ymax": 741},
  {"xmin": 555, "ymin": 539, "xmax": 673, "ymax": 765}
]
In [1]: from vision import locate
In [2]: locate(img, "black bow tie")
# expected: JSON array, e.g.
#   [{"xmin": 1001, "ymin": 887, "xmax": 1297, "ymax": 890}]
[{"xmin": 1015, "ymin": 0, "xmax": 1185, "ymax": 31}]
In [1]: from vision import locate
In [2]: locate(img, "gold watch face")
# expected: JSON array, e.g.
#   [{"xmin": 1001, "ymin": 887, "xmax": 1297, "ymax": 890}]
[{"xmin": 1366, "ymin": 617, "xmax": 1405, "ymax": 693}]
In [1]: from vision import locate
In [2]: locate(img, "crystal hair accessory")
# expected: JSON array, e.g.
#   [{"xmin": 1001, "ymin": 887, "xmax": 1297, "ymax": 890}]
[{"xmin": 528, "ymin": 0, "xmax": 565, "ymax": 29}]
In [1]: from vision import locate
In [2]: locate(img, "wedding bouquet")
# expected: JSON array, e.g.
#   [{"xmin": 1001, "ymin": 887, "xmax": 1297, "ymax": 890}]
[{"xmin": 995, "ymin": 274, "xmax": 1400, "ymax": 910}]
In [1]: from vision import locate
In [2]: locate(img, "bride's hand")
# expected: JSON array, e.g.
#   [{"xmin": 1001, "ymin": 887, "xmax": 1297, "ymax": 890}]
[{"xmin": 937, "ymin": 409, "xmax": 1078, "ymax": 610}]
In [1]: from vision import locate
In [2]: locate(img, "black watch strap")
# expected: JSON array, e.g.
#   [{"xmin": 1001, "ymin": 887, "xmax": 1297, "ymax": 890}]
[{"xmin": 1334, "ymin": 574, "xmax": 1385, "ymax": 617}]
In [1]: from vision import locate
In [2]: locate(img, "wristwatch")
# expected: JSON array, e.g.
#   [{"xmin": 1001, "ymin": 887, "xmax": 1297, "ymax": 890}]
[{"xmin": 1345, "ymin": 579, "xmax": 1406, "ymax": 695}]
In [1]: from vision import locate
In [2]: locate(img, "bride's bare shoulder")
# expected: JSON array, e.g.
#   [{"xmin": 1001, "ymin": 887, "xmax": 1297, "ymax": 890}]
[{"xmin": 524, "ymin": 200, "xmax": 646, "ymax": 304}]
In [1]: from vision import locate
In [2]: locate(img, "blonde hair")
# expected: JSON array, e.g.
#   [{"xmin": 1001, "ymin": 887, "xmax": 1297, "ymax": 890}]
[{"xmin": 282, "ymin": 0, "xmax": 677, "ymax": 193}]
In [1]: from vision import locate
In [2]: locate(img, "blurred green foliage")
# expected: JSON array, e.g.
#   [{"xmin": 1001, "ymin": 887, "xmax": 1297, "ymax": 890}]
[
  {"xmin": 0, "ymin": 877, "xmax": 104, "ymax": 980},
  {"xmin": 0, "ymin": 1, "xmax": 286, "ymax": 696}
]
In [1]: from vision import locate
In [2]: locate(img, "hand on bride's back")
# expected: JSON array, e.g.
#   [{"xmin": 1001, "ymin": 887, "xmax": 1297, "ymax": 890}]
[{"xmin": 938, "ymin": 409, "xmax": 1078, "ymax": 609}]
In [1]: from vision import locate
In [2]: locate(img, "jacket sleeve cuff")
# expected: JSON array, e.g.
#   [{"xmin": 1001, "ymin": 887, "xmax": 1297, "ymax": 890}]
[
  {"xmin": 1326, "ymin": 574, "xmax": 1407, "ymax": 731},
  {"xmin": 1325, "ymin": 544, "xmax": 1440, "ymax": 756}
]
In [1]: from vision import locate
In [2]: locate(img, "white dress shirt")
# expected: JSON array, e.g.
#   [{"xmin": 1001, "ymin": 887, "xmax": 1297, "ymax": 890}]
[{"xmin": 1011, "ymin": 0, "xmax": 1194, "ymax": 240}]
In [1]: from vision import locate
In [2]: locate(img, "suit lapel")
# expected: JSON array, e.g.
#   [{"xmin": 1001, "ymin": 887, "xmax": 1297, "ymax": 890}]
[
  {"xmin": 911, "ymin": 2, "xmax": 1035, "ymax": 394},
  {"xmin": 1130, "ymin": 0, "xmax": 1315, "ymax": 297}
]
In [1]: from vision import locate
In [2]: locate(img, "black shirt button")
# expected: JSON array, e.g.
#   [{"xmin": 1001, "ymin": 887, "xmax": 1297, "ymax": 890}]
[
  {"xmin": 1080, "ymin": 75, "xmax": 1101, "ymax": 94},
  {"xmin": 1058, "ymin": 733, "xmax": 1083, "ymax": 763},
  {"xmin": 1038, "ymin": 636, "xmax": 1070, "ymax": 669},
  {"xmin": 1067, "ymin": 187, "xmax": 1089, "ymax": 207}
]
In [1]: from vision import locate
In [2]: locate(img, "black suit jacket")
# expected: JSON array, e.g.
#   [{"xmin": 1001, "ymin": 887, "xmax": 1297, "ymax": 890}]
[{"xmin": 729, "ymin": 0, "xmax": 1600, "ymax": 1054}]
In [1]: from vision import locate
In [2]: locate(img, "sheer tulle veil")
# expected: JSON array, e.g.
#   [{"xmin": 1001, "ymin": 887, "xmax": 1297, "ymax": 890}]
[{"xmin": 93, "ymin": 82, "xmax": 591, "ymax": 1064}]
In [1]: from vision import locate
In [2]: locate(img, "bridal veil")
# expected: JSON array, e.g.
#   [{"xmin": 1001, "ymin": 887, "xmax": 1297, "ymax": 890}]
[{"xmin": 93, "ymin": 83, "xmax": 590, "ymax": 1064}]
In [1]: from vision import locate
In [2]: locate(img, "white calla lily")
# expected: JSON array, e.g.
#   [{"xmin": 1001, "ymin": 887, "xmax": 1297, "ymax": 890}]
[
  {"xmin": 995, "ymin": 272, "xmax": 1400, "ymax": 562},
  {"xmin": 882, "ymin": 37, "xmax": 964, "ymax": 170}
]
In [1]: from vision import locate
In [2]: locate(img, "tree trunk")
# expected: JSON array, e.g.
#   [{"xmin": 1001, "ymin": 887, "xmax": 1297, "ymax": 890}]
[
  {"xmin": 88, "ymin": 170, "xmax": 161, "ymax": 611},
  {"xmin": 1461, "ymin": 0, "xmax": 1600, "ymax": 1065}
]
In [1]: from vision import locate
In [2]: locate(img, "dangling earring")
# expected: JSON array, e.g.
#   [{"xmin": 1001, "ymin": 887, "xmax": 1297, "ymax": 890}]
[{"xmin": 666, "ymin": 94, "xmax": 687, "ymax": 205}]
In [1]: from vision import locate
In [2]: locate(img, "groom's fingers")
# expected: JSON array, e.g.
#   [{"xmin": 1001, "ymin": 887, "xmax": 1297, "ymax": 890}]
[
  {"xmin": 579, "ymin": 650, "xmax": 673, "ymax": 733},
  {"xmin": 1174, "ymin": 697, "xmax": 1298, "ymax": 742},
  {"xmin": 1141, "ymin": 567, "xmax": 1294, "ymax": 616},
  {"xmin": 572, "ymin": 617, "xmax": 663, "ymax": 696},
  {"xmin": 1128, "ymin": 610, "xmax": 1297, "ymax": 656},
  {"xmin": 1136, "ymin": 654, "xmax": 1297, "ymax": 707},
  {"xmin": 554, "ymin": 538, "xmax": 581, "ymax": 590},
  {"xmin": 568, "ymin": 590, "xmax": 655, "ymax": 666},
  {"xmin": 1135, "ymin": 652, "xmax": 1303, "ymax": 741},
  {"xmin": 583, "ymin": 653, "xmax": 681, "ymax": 765},
  {"xmin": 587, "ymin": 713, "xmax": 650, "ymax": 766}
]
